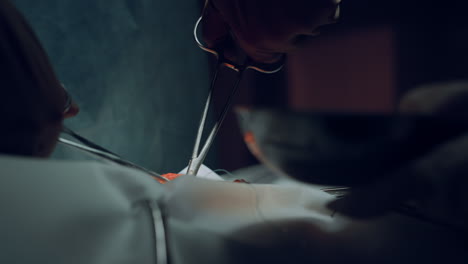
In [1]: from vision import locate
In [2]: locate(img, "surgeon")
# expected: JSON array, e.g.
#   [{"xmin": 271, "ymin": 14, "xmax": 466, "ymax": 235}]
[
  {"xmin": 201, "ymin": 0, "xmax": 468, "ymax": 229},
  {"xmin": 0, "ymin": 0, "xmax": 165, "ymax": 263},
  {"xmin": 0, "ymin": 2, "xmax": 79, "ymax": 157}
]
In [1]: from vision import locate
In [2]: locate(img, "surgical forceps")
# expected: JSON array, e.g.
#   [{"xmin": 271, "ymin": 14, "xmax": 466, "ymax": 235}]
[
  {"xmin": 186, "ymin": 16, "xmax": 284, "ymax": 176},
  {"xmin": 58, "ymin": 85, "xmax": 169, "ymax": 182},
  {"xmin": 59, "ymin": 127, "xmax": 169, "ymax": 182}
]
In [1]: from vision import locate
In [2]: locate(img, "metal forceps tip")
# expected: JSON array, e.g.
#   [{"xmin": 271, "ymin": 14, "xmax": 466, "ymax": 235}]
[{"xmin": 186, "ymin": 16, "xmax": 284, "ymax": 176}]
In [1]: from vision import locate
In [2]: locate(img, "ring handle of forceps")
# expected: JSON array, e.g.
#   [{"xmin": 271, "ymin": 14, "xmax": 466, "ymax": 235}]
[{"xmin": 193, "ymin": 16, "xmax": 285, "ymax": 74}]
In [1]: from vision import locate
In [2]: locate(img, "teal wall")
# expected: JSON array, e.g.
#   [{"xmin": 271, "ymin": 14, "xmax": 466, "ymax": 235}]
[{"xmin": 13, "ymin": 0, "xmax": 216, "ymax": 174}]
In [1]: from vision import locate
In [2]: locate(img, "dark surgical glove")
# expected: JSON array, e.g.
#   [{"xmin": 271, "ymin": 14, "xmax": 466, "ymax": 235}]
[
  {"xmin": 201, "ymin": 0, "xmax": 341, "ymax": 64},
  {"xmin": 328, "ymin": 82, "xmax": 468, "ymax": 231}
]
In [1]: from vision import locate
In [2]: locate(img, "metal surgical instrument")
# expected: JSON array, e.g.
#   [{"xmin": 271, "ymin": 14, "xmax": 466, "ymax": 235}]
[
  {"xmin": 59, "ymin": 126, "xmax": 169, "ymax": 182},
  {"xmin": 186, "ymin": 16, "xmax": 284, "ymax": 176}
]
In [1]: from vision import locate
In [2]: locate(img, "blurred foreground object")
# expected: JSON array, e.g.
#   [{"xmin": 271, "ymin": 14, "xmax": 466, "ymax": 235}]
[{"xmin": 236, "ymin": 107, "xmax": 468, "ymax": 187}]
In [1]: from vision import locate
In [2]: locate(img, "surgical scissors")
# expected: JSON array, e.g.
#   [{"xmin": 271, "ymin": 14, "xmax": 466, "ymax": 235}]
[{"xmin": 186, "ymin": 16, "xmax": 285, "ymax": 176}]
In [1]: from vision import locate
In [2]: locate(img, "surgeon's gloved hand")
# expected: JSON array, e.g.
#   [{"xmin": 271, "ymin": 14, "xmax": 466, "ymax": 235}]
[
  {"xmin": 201, "ymin": 0, "xmax": 341, "ymax": 64},
  {"xmin": 328, "ymin": 82, "xmax": 468, "ymax": 230}
]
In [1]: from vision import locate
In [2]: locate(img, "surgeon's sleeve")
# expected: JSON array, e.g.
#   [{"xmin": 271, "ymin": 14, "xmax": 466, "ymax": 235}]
[{"xmin": 0, "ymin": 158, "xmax": 163, "ymax": 264}]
